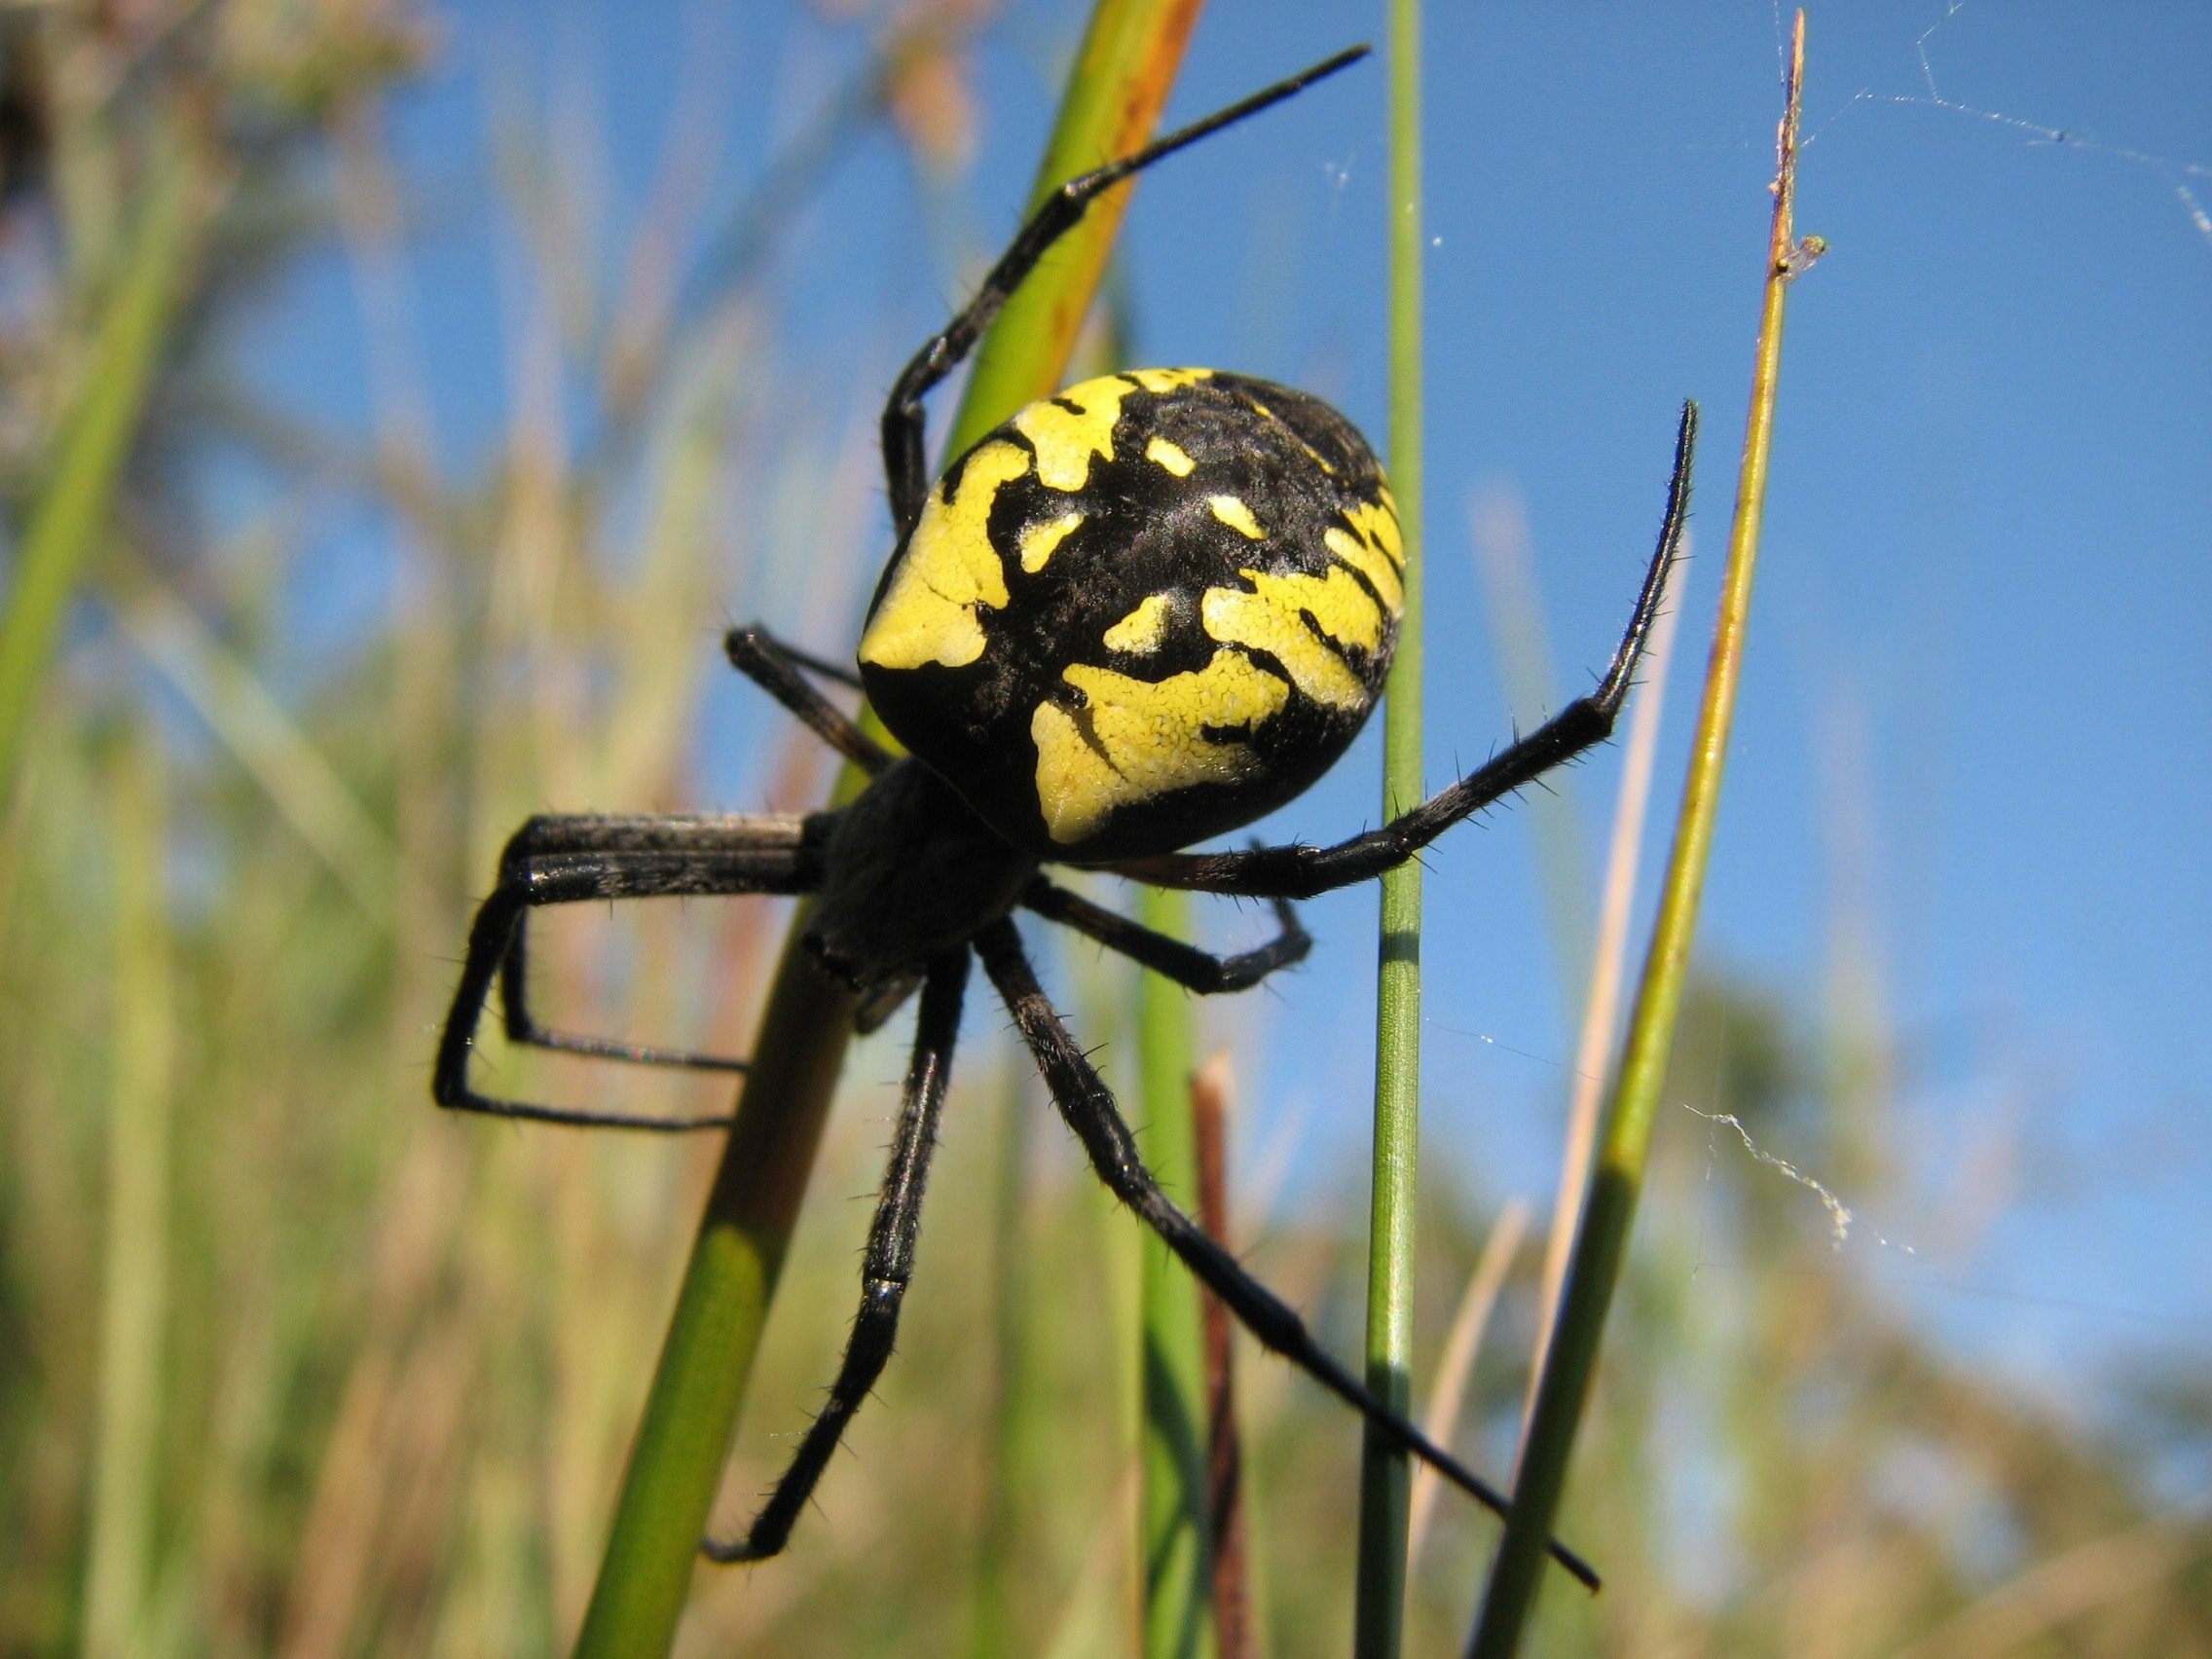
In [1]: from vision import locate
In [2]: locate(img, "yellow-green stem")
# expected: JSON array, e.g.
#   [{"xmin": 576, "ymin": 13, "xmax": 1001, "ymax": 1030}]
[
  {"xmin": 572, "ymin": 6, "xmax": 1205, "ymax": 1651},
  {"xmin": 1468, "ymin": 17, "xmax": 1808, "ymax": 1654},
  {"xmin": 1355, "ymin": 1, "xmax": 1424, "ymax": 1652}
]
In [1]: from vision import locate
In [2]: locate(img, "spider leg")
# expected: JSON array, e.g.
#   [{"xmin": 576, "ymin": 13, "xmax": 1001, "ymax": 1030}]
[
  {"xmin": 875, "ymin": 46, "xmax": 1370, "ymax": 543},
  {"xmin": 972, "ymin": 918, "xmax": 1601, "ymax": 1592},
  {"xmin": 702, "ymin": 948, "xmax": 969, "ymax": 1563},
  {"xmin": 438, "ymin": 813, "xmax": 825, "ymax": 1132},
  {"xmin": 494, "ymin": 814, "xmax": 825, "ymax": 1075},
  {"xmin": 723, "ymin": 622, "xmax": 891, "ymax": 774},
  {"xmin": 1113, "ymin": 403, "xmax": 1697, "ymax": 902},
  {"xmin": 1022, "ymin": 876, "xmax": 1310, "ymax": 993}
]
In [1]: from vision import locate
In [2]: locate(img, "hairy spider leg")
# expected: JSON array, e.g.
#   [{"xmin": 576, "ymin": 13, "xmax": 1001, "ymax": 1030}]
[
  {"xmin": 732, "ymin": 624, "xmax": 866, "ymax": 691},
  {"xmin": 436, "ymin": 814, "xmax": 823, "ymax": 1131},
  {"xmin": 493, "ymin": 815, "xmax": 818, "ymax": 1073},
  {"xmin": 874, "ymin": 45, "xmax": 1371, "ymax": 544},
  {"xmin": 1022, "ymin": 877, "xmax": 1311, "ymax": 993},
  {"xmin": 972, "ymin": 918, "xmax": 1600, "ymax": 1590},
  {"xmin": 476, "ymin": 618, "xmax": 877, "ymax": 1097},
  {"xmin": 703, "ymin": 949, "xmax": 969, "ymax": 1563},
  {"xmin": 1111, "ymin": 402, "xmax": 1697, "ymax": 900},
  {"xmin": 723, "ymin": 621, "xmax": 890, "ymax": 773}
]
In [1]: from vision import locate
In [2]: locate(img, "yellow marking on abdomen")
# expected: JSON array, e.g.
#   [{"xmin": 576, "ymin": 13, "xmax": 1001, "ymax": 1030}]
[
  {"xmin": 1201, "ymin": 565, "xmax": 1382, "ymax": 710},
  {"xmin": 1324, "ymin": 525, "xmax": 1404, "ymax": 616},
  {"xmin": 1345, "ymin": 497, "xmax": 1404, "ymax": 567},
  {"xmin": 1014, "ymin": 375, "xmax": 1135, "ymax": 492},
  {"xmin": 1208, "ymin": 496, "xmax": 1265, "ymax": 539},
  {"xmin": 858, "ymin": 440, "xmax": 1029, "ymax": 671},
  {"xmin": 1146, "ymin": 436, "xmax": 1195, "ymax": 477},
  {"xmin": 1019, "ymin": 510, "xmax": 1085, "ymax": 573},
  {"xmin": 1031, "ymin": 650, "xmax": 1286, "ymax": 846},
  {"xmin": 1102, "ymin": 592, "xmax": 1175, "ymax": 655}
]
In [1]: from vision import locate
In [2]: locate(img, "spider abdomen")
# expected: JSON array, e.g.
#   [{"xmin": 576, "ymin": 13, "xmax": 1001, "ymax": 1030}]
[{"xmin": 858, "ymin": 368, "xmax": 1402, "ymax": 864}]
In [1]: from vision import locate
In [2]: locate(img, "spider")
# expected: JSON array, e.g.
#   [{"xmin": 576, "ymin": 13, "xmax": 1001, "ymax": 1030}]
[{"xmin": 434, "ymin": 45, "xmax": 1694, "ymax": 1592}]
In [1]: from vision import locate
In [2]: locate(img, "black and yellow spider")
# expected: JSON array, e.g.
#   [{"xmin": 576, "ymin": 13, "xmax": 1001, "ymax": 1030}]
[{"xmin": 435, "ymin": 46, "xmax": 1692, "ymax": 1590}]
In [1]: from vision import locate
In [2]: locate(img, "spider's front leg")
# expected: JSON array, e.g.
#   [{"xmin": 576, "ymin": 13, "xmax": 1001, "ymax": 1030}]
[
  {"xmin": 871, "ymin": 47, "xmax": 1370, "ymax": 539},
  {"xmin": 972, "ymin": 918, "xmax": 1601, "ymax": 1591},
  {"xmin": 702, "ymin": 949, "xmax": 969, "ymax": 1563},
  {"xmin": 1115, "ymin": 402, "xmax": 1697, "ymax": 903},
  {"xmin": 436, "ymin": 812, "xmax": 824, "ymax": 1131}
]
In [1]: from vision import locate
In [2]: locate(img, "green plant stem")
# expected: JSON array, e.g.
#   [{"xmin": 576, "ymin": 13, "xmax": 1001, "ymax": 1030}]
[
  {"xmin": 1137, "ymin": 882, "xmax": 1212, "ymax": 1659},
  {"xmin": 571, "ymin": 950, "xmax": 859, "ymax": 1656},
  {"xmin": 0, "ymin": 141, "xmax": 198, "ymax": 806},
  {"xmin": 572, "ymin": 6, "xmax": 1208, "ymax": 1652},
  {"xmin": 83, "ymin": 732, "xmax": 172, "ymax": 1659},
  {"xmin": 1468, "ymin": 18, "xmax": 1808, "ymax": 1655},
  {"xmin": 1355, "ymin": 2, "xmax": 1424, "ymax": 1652}
]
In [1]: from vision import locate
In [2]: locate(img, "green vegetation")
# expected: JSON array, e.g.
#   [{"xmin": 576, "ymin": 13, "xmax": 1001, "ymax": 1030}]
[{"xmin": 1354, "ymin": 3, "xmax": 1427, "ymax": 1652}]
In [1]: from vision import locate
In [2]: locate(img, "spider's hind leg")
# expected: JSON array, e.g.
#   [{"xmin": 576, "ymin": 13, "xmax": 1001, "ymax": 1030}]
[{"xmin": 702, "ymin": 948, "xmax": 969, "ymax": 1563}]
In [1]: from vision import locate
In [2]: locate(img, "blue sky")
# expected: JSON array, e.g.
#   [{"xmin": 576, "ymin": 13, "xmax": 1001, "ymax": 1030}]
[{"xmin": 246, "ymin": 2, "xmax": 2210, "ymax": 1409}]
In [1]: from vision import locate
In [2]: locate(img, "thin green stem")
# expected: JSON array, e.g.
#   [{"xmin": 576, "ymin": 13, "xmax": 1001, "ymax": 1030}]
[
  {"xmin": 83, "ymin": 732, "xmax": 172, "ymax": 1659},
  {"xmin": 1468, "ymin": 17, "xmax": 1809, "ymax": 1655},
  {"xmin": 572, "ymin": 7, "xmax": 1208, "ymax": 1651},
  {"xmin": 0, "ymin": 138, "xmax": 198, "ymax": 806},
  {"xmin": 1137, "ymin": 882, "xmax": 1212, "ymax": 1659},
  {"xmin": 1355, "ymin": 1, "xmax": 1424, "ymax": 1652}
]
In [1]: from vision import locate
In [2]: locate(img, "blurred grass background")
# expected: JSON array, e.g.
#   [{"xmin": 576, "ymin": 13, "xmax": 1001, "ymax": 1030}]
[{"xmin": 2, "ymin": 1, "xmax": 2207, "ymax": 1654}]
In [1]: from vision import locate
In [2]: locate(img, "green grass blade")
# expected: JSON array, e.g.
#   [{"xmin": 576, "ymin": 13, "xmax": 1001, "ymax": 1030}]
[
  {"xmin": 1354, "ymin": 1, "xmax": 1425, "ymax": 1651},
  {"xmin": 1467, "ymin": 18, "xmax": 1810, "ymax": 1654},
  {"xmin": 1524, "ymin": 588, "xmax": 1684, "ymax": 1409},
  {"xmin": 109, "ymin": 564, "xmax": 396, "ymax": 923},
  {"xmin": 571, "ymin": 952, "xmax": 861, "ymax": 1658},
  {"xmin": 0, "ymin": 141, "xmax": 197, "ymax": 806},
  {"xmin": 81, "ymin": 730, "xmax": 173, "ymax": 1659},
  {"xmin": 572, "ymin": 8, "xmax": 1209, "ymax": 1652},
  {"xmin": 1137, "ymin": 882, "xmax": 1212, "ymax": 1659}
]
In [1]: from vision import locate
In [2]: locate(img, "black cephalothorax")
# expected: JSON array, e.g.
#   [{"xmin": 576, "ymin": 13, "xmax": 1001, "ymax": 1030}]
[{"xmin": 435, "ymin": 44, "xmax": 1696, "ymax": 1593}]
